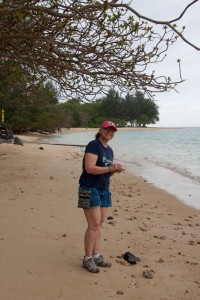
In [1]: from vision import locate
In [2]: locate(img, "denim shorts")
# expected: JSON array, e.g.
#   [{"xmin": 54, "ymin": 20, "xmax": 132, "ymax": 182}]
[{"xmin": 78, "ymin": 186, "xmax": 112, "ymax": 208}]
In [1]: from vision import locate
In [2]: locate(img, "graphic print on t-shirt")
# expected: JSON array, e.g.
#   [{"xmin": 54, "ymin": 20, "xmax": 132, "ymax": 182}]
[{"xmin": 102, "ymin": 156, "xmax": 112, "ymax": 166}]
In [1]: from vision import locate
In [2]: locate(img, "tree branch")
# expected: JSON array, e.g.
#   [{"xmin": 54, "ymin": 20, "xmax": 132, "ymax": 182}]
[
  {"xmin": 0, "ymin": 0, "xmax": 198, "ymax": 100},
  {"xmin": 110, "ymin": 0, "xmax": 200, "ymax": 50}
]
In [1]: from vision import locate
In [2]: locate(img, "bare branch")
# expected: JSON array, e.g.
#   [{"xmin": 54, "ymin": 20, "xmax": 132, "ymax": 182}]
[{"xmin": 168, "ymin": 0, "xmax": 199, "ymax": 23}]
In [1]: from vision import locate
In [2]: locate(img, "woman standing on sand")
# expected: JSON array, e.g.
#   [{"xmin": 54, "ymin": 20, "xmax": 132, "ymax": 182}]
[{"xmin": 78, "ymin": 121, "xmax": 125, "ymax": 273}]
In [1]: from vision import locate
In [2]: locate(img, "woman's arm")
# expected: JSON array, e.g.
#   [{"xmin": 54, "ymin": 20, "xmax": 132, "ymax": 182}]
[
  {"xmin": 84, "ymin": 153, "xmax": 109, "ymax": 175},
  {"xmin": 85, "ymin": 153, "xmax": 125, "ymax": 175}
]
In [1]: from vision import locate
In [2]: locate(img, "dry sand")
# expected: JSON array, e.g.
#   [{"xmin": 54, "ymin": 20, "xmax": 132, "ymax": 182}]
[{"xmin": 0, "ymin": 133, "xmax": 200, "ymax": 300}]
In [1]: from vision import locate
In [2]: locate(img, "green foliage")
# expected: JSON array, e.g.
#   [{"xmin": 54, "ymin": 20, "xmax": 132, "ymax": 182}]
[
  {"xmin": 98, "ymin": 88, "xmax": 122, "ymax": 119},
  {"xmin": 1, "ymin": 68, "xmax": 159, "ymax": 131},
  {"xmin": 0, "ymin": 60, "xmax": 61, "ymax": 132},
  {"xmin": 91, "ymin": 89, "xmax": 159, "ymax": 127}
]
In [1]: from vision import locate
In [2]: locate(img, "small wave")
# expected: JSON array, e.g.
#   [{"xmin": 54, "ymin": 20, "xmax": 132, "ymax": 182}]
[{"xmin": 153, "ymin": 161, "xmax": 200, "ymax": 184}]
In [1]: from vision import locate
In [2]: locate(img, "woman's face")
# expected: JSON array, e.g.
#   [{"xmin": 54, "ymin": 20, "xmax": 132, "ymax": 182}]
[{"xmin": 100, "ymin": 127, "xmax": 116, "ymax": 141}]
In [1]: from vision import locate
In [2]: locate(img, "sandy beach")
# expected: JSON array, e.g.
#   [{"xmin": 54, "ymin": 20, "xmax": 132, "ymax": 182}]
[{"xmin": 0, "ymin": 133, "xmax": 200, "ymax": 300}]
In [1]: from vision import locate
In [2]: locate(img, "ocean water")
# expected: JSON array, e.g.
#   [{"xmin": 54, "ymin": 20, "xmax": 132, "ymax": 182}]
[{"xmin": 45, "ymin": 128, "xmax": 200, "ymax": 210}]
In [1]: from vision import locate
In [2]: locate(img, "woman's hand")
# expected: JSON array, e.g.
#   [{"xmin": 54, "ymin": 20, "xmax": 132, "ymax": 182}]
[{"xmin": 109, "ymin": 163, "xmax": 125, "ymax": 173}]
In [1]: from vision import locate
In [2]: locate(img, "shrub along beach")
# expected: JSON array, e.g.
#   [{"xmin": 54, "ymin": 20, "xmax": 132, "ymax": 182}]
[{"xmin": 0, "ymin": 130, "xmax": 200, "ymax": 300}]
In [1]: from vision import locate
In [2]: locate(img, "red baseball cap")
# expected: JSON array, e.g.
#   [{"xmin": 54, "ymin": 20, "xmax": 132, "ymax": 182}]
[{"xmin": 100, "ymin": 120, "xmax": 117, "ymax": 131}]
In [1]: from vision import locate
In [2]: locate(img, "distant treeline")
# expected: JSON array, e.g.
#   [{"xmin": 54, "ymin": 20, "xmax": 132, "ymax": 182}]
[{"xmin": 0, "ymin": 61, "xmax": 159, "ymax": 132}]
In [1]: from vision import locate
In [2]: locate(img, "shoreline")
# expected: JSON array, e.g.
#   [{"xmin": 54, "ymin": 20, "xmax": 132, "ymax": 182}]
[
  {"xmin": 18, "ymin": 128, "xmax": 200, "ymax": 212},
  {"xmin": 17, "ymin": 126, "xmax": 184, "ymax": 138},
  {"xmin": 0, "ymin": 137, "xmax": 200, "ymax": 299},
  {"xmin": 124, "ymin": 160, "xmax": 200, "ymax": 212}
]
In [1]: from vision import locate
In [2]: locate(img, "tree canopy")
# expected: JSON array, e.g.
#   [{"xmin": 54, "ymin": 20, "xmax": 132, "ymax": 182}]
[
  {"xmin": 0, "ymin": 0, "xmax": 199, "ymax": 101},
  {"xmin": 2, "ymin": 78, "xmax": 159, "ymax": 132}
]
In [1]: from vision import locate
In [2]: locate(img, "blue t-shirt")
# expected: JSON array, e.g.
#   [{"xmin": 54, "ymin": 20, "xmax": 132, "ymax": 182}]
[{"xmin": 79, "ymin": 139, "xmax": 113, "ymax": 189}]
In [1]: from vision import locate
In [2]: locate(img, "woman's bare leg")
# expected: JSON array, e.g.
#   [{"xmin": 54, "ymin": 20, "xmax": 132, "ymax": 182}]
[
  {"xmin": 92, "ymin": 207, "xmax": 108, "ymax": 255},
  {"xmin": 83, "ymin": 206, "xmax": 101, "ymax": 257}
]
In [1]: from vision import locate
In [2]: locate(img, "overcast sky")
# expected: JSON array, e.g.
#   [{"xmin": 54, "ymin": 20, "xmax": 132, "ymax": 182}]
[{"xmin": 133, "ymin": 0, "xmax": 200, "ymax": 127}]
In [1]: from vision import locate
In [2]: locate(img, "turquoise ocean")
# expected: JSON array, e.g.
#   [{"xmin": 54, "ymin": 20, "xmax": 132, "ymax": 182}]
[{"xmin": 45, "ymin": 127, "xmax": 200, "ymax": 210}]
